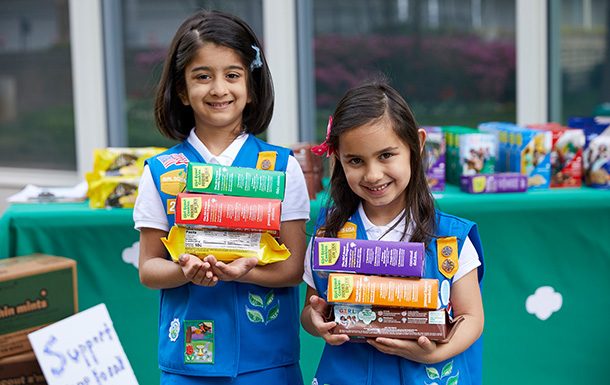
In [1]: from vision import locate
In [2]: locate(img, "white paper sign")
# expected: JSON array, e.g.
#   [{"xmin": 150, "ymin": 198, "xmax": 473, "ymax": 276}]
[{"xmin": 28, "ymin": 303, "xmax": 139, "ymax": 385}]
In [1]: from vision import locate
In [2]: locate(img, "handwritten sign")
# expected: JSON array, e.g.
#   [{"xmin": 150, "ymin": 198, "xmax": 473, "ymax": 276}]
[{"xmin": 28, "ymin": 303, "xmax": 139, "ymax": 385}]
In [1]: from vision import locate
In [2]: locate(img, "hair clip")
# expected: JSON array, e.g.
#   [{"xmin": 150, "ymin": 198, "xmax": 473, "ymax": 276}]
[
  {"xmin": 311, "ymin": 116, "xmax": 334, "ymax": 157},
  {"xmin": 250, "ymin": 45, "xmax": 263, "ymax": 71}
]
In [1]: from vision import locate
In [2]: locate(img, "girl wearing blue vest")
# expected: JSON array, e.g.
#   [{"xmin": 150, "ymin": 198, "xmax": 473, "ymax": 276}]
[
  {"xmin": 133, "ymin": 10, "xmax": 309, "ymax": 385},
  {"xmin": 301, "ymin": 81, "xmax": 485, "ymax": 385}
]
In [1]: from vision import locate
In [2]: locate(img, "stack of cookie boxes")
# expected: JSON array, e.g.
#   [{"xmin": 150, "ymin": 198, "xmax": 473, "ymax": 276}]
[
  {"xmin": 312, "ymin": 238, "xmax": 461, "ymax": 342},
  {"xmin": 161, "ymin": 163, "xmax": 290, "ymax": 265}
]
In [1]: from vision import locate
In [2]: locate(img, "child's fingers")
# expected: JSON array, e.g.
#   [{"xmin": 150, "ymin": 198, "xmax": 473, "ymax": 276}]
[
  {"xmin": 214, "ymin": 257, "xmax": 258, "ymax": 281},
  {"xmin": 204, "ymin": 255, "xmax": 218, "ymax": 265},
  {"xmin": 309, "ymin": 295, "xmax": 329, "ymax": 313},
  {"xmin": 178, "ymin": 254, "xmax": 190, "ymax": 266},
  {"xmin": 324, "ymin": 333, "xmax": 350, "ymax": 346},
  {"xmin": 417, "ymin": 336, "xmax": 436, "ymax": 353},
  {"xmin": 180, "ymin": 257, "xmax": 219, "ymax": 287}
]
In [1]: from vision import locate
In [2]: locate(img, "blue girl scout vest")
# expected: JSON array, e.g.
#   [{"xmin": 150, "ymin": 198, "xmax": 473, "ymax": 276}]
[
  {"xmin": 311, "ymin": 210, "xmax": 485, "ymax": 385},
  {"xmin": 147, "ymin": 135, "xmax": 300, "ymax": 377}
]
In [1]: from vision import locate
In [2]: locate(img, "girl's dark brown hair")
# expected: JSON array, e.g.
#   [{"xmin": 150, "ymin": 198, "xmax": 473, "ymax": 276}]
[
  {"xmin": 323, "ymin": 80, "xmax": 436, "ymax": 244},
  {"xmin": 154, "ymin": 10, "xmax": 274, "ymax": 140}
]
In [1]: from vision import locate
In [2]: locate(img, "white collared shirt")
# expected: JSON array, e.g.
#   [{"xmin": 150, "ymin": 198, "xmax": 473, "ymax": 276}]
[
  {"xmin": 302, "ymin": 202, "xmax": 480, "ymax": 287},
  {"xmin": 134, "ymin": 129, "xmax": 310, "ymax": 231}
]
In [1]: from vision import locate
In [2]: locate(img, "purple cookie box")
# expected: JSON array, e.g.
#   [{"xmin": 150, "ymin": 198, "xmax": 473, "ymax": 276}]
[
  {"xmin": 313, "ymin": 237, "xmax": 425, "ymax": 278},
  {"xmin": 460, "ymin": 173, "xmax": 528, "ymax": 193}
]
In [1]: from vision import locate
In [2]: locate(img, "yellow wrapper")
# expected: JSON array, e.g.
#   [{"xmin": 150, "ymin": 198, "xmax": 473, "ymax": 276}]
[
  {"xmin": 87, "ymin": 176, "xmax": 139, "ymax": 208},
  {"xmin": 91, "ymin": 147, "xmax": 166, "ymax": 177},
  {"xmin": 161, "ymin": 226, "xmax": 291, "ymax": 265}
]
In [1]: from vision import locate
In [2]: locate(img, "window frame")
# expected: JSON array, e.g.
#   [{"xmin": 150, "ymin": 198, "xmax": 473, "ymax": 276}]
[{"xmin": 0, "ymin": 0, "xmax": 550, "ymax": 187}]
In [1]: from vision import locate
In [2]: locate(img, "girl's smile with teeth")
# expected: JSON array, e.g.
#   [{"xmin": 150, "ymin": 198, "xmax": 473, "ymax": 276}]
[
  {"xmin": 208, "ymin": 101, "xmax": 232, "ymax": 107},
  {"xmin": 365, "ymin": 183, "xmax": 390, "ymax": 192}
]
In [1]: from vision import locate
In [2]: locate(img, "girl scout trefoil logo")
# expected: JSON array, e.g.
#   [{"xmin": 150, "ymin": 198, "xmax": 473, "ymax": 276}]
[{"xmin": 437, "ymin": 237, "xmax": 458, "ymax": 279}]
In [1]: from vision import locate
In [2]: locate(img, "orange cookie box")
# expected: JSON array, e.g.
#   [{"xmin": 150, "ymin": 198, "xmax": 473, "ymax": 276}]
[{"xmin": 327, "ymin": 273, "xmax": 438, "ymax": 309}]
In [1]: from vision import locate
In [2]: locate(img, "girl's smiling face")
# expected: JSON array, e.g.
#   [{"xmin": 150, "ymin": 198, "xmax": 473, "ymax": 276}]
[
  {"xmin": 337, "ymin": 115, "xmax": 423, "ymax": 225},
  {"xmin": 180, "ymin": 43, "xmax": 251, "ymax": 135}
]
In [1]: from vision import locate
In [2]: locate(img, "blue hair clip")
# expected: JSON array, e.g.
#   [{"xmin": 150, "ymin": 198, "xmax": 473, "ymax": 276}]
[{"xmin": 250, "ymin": 45, "xmax": 263, "ymax": 71}]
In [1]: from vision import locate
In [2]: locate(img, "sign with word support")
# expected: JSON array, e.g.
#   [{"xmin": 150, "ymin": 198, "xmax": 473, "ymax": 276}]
[{"xmin": 28, "ymin": 303, "xmax": 139, "ymax": 385}]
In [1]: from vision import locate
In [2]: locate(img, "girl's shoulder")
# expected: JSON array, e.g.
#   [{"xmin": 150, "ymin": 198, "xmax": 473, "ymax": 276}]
[
  {"xmin": 435, "ymin": 209, "xmax": 475, "ymax": 226},
  {"xmin": 434, "ymin": 209, "xmax": 477, "ymax": 238},
  {"xmin": 249, "ymin": 135, "xmax": 293, "ymax": 155},
  {"xmin": 147, "ymin": 142, "xmax": 190, "ymax": 160}
]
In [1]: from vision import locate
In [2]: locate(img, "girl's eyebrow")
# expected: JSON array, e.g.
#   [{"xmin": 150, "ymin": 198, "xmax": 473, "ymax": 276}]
[
  {"xmin": 190, "ymin": 64, "xmax": 245, "ymax": 73},
  {"xmin": 343, "ymin": 146, "xmax": 399, "ymax": 158}
]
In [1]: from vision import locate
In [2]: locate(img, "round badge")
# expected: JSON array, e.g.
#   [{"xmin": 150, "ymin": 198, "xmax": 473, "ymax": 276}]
[
  {"xmin": 441, "ymin": 245, "xmax": 453, "ymax": 257},
  {"xmin": 260, "ymin": 159, "xmax": 271, "ymax": 170},
  {"xmin": 442, "ymin": 259, "xmax": 455, "ymax": 273}
]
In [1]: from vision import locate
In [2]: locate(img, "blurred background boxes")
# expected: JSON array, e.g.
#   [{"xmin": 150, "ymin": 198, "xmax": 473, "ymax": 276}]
[{"xmin": 291, "ymin": 143, "xmax": 324, "ymax": 199}]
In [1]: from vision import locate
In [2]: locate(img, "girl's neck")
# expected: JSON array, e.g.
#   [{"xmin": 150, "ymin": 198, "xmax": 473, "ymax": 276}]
[
  {"xmin": 194, "ymin": 125, "xmax": 243, "ymax": 156},
  {"xmin": 362, "ymin": 202, "xmax": 406, "ymax": 226}
]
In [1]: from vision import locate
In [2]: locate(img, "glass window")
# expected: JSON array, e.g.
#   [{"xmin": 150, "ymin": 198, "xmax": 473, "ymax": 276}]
[
  {"xmin": 312, "ymin": 0, "xmax": 516, "ymax": 143},
  {"xmin": 120, "ymin": 0, "xmax": 263, "ymax": 148},
  {"xmin": 0, "ymin": 0, "xmax": 75, "ymax": 170},
  {"xmin": 559, "ymin": 0, "xmax": 609, "ymax": 120}
]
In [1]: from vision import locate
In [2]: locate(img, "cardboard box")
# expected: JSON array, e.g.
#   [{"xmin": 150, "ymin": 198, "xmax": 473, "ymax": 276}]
[
  {"xmin": 175, "ymin": 192, "xmax": 281, "ymax": 235},
  {"xmin": 331, "ymin": 304, "xmax": 462, "ymax": 342},
  {"xmin": 186, "ymin": 162, "xmax": 286, "ymax": 200},
  {"xmin": 327, "ymin": 273, "xmax": 438, "ymax": 309},
  {"xmin": 313, "ymin": 237, "xmax": 425, "ymax": 277},
  {"xmin": 0, "ymin": 254, "xmax": 78, "ymax": 359},
  {"xmin": 0, "ymin": 351, "xmax": 47, "ymax": 384}
]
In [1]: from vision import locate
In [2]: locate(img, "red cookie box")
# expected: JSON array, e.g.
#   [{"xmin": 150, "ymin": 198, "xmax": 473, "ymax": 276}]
[{"xmin": 175, "ymin": 192, "xmax": 281, "ymax": 235}]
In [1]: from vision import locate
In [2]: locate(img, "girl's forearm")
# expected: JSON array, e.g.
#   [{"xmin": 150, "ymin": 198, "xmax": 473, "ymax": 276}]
[
  {"xmin": 300, "ymin": 304, "xmax": 322, "ymax": 337},
  {"xmin": 423, "ymin": 313, "xmax": 484, "ymax": 364},
  {"xmin": 139, "ymin": 257, "xmax": 189, "ymax": 289},
  {"xmin": 239, "ymin": 258, "xmax": 304, "ymax": 287}
]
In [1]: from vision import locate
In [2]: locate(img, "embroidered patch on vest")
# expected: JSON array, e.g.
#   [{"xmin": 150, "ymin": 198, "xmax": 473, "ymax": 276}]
[
  {"xmin": 315, "ymin": 222, "xmax": 357, "ymax": 239},
  {"xmin": 184, "ymin": 320, "xmax": 214, "ymax": 364},
  {"xmin": 245, "ymin": 290, "xmax": 280, "ymax": 325},
  {"xmin": 256, "ymin": 151, "xmax": 277, "ymax": 170},
  {"xmin": 425, "ymin": 360, "xmax": 457, "ymax": 383},
  {"xmin": 337, "ymin": 221, "xmax": 357, "ymax": 239},
  {"xmin": 437, "ymin": 237, "xmax": 458, "ymax": 279},
  {"xmin": 158, "ymin": 153, "xmax": 189, "ymax": 168},
  {"xmin": 168, "ymin": 318, "xmax": 180, "ymax": 342},
  {"xmin": 160, "ymin": 168, "xmax": 186, "ymax": 195},
  {"xmin": 166, "ymin": 198, "xmax": 176, "ymax": 215}
]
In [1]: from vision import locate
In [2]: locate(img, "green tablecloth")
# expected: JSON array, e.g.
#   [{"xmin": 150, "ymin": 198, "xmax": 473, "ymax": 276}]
[{"xmin": 2, "ymin": 185, "xmax": 610, "ymax": 385}]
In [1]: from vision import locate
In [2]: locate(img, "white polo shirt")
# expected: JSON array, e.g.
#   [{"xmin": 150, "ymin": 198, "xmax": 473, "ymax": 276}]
[{"xmin": 133, "ymin": 129, "xmax": 310, "ymax": 231}]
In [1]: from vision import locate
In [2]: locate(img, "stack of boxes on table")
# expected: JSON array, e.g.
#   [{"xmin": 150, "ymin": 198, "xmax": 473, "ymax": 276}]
[
  {"xmin": 566, "ymin": 116, "xmax": 610, "ymax": 189},
  {"xmin": 161, "ymin": 162, "xmax": 291, "ymax": 265},
  {"xmin": 86, "ymin": 147, "xmax": 166, "ymax": 208},
  {"xmin": 423, "ymin": 117, "xmax": 610, "ymax": 193},
  {"xmin": 0, "ymin": 255, "xmax": 78, "ymax": 384},
  {"xmin": 312, "ymin": 237, "xmax": 461, "ymax": 342}
]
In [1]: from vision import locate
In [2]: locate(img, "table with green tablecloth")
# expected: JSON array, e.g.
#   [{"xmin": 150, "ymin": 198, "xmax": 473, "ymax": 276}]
[{"xmin": 2, "ymin": 185, "xmax": 610, "ymax": 385}]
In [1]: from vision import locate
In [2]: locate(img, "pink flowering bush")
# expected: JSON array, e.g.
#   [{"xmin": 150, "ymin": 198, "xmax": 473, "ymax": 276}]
[{"xmin": 315, "ymin": 34, "xmax": 515, "ymax": 109}]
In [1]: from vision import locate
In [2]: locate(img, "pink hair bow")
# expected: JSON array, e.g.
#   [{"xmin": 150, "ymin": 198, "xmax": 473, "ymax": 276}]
[{"xmin": 311, "ymin": 116, "xmax": 334, "ymax": 157}]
